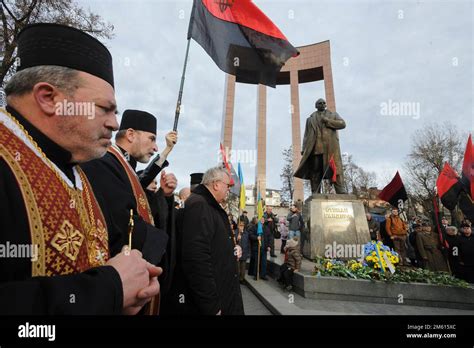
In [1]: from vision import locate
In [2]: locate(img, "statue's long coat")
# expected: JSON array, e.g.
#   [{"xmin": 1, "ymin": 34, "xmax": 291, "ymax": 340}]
[{"xmin": 294, "ymin": 109, "xmax": 346, "ymax": 180}]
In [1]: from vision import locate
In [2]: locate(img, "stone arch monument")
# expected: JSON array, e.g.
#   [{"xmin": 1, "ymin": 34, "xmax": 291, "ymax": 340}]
[{"xmin": 221, "ymin": 40, "xmax": 336, "ymax": 202}]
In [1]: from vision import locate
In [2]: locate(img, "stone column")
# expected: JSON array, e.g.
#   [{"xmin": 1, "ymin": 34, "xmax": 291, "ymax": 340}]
[
  {"xmin": 221, "ymin": 74, "xmax": 236, "ymax": 151},
  {"xmin": 290, "ymin": 70, "xmax": 304, "ymax": 203},
  {"xmin": 322, "ymin": 45, "xmax": 336, "ymax": 112},
  {"xmin": 255, "ymin": 84, "xmax": 266, "ymax": 202}
]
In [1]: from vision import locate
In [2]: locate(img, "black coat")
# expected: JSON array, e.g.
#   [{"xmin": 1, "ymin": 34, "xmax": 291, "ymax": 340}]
[
  {"xmin": 263, "ymin": 212, "xmax": 278, "ymax": 237},
  {"xmin": 181, "ymin": 184, "xmax": 244, "ymax": 315},
  {"xmin": 80, "ymin": 150, "xmax": 168, "ymax": 266},
  {"xmin": 239, "ymin": 214, "xmax": 250, "ymax": 229},
  {"xmin": 445, "ymin": 234, "xmax": 462, "ymax": 276},
  {"xmin": 248, "ymin": 223, "xmax": 271, "ymax": 253},
  {"xmin": 458, "ymin": 234, "xmax": 474, "ymax": 283},
  {"xmin": 144, "ymin": 188, "xmax": 176, "ymax": 295}
]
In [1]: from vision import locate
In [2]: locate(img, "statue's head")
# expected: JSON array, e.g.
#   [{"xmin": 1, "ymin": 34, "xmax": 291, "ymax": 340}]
[{"xmin": 315, "ymin": 98, "xmax": 326, "ymax": 111}]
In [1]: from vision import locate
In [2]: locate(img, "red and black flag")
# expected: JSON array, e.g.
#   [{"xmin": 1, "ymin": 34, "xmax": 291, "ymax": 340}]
[
  {"xmin": 436, "ymin": 162, "xmax": 462, "ymax": 210},
  {"xmin": 188, "ymin": 0, "xmax": 299, "ymax": 87},
  {"xmin": 459, "ymin": 134, "xmax": 474, "ymax": 222},
  {"xmin": 328, "ymin": 154, "xmax": 337, "ymax": 183},
  {"xmin": 461, "ymin": 134, "xmax": 474, "ymax": 200},
  {"xmin": 220, "ymin": 142, "xmax": 234, "ymax": 185},
  {"xmin": 379, "ymin": 171, "xmax": 408, "ymax": 208}
]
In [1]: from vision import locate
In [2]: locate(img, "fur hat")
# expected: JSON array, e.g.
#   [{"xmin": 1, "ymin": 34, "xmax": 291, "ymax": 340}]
[{"xmin": 286, "ymin": 238, "xmax": 298, "ymax": 249}]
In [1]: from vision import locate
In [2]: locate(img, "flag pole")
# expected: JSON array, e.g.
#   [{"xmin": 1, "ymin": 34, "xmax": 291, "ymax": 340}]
[
  {"xmin": 257, "ymin": 234, "xmax": 261, "ymax": 281},
  {"xmin": 173, "ymin": 37, "xmax": 191, "ymax": 133},
  {"xmin": 172, "ymin": 1, "xmax": 196, "ymax": 133},
  {"xmin": 315, "ymin": 164, "xmax": 331, "ymax": 194},
  {"xmin": 433, "ymin": 194, "xmax": 451, "ymax": 273}
]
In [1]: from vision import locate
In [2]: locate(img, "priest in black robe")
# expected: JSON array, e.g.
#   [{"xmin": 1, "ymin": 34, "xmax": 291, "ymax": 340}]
[{"xmin": 81, "ymin": 111, "xmax": 177, "ymax": 282}]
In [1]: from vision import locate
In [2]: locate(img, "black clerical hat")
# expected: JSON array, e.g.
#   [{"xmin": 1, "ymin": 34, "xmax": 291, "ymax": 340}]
[
  {"xmin": 17, "ymin": 23, "xmax": 114, "ymax": 87},
  {"xmin": 119, "ymin": 109, "xmax": 157, "ymax": 134},
  {"xmin": 190, "ymin": 173, "xmax": 203, "ymax": 186}
]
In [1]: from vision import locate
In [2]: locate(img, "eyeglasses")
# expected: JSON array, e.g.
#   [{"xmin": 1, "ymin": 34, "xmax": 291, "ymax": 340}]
[{"xmin": 218, "ymin": 180, "xmax": 233, "ymax": 189}]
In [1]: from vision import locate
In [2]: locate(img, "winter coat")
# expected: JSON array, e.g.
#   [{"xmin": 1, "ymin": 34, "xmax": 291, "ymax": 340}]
[
  {"xmin": 285, "ymin": 239, "xmax": 302, "ymax": 270},
  {"xmin": 235, "ymin": 228, "xmax": 250, "ymax": 261},
  {"xmin": 263, "ymin": 212, "xmax": 278, "ymax": 237},
  {"xmin": 416, "ymin": 231, "xmax": 449, "ymax": 272},
  {"xmin": 287, "ymin": 212, "xmax": 304, "ymax": 232},
  {"xmin": 279, "ymin": 222, "xmax": 289, "ymax": 240},
  {"xmin": 181, "ymin": 184, "xmax": 244, "ymax": 315},
  {"xmin": 248, "ymin": 222, "xmax": 271, "ymax": 253},
  {"xmin": 446, "ymin": 234, "xmax": 462, "ymax": 276},
  {"xmin": 458, "ymin": 233, "xmax": 474, "ymax": 283},
  {"xmin": 367, "ymin": 218, "xmax": 380, "ymax": 240},
  {"xmin": 386, "ymin": 215, "xmax": 408, "ymax": 237}
]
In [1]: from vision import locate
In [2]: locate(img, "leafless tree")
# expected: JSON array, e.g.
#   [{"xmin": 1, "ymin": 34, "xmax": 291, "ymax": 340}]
[
  {"xmin": 404, "ymin": 122, "xmax": 465, "ymax": 215},
  {"xmin": 0, "ymin": 0, "xmax": 114, "ymax": 86},
  {"xmin": 280, "ymin": 146, "xmax": 294, "ymax": 205},
  {"xmin": 342, "ymin": 154, "xmax": 377, "ymax": 197}
]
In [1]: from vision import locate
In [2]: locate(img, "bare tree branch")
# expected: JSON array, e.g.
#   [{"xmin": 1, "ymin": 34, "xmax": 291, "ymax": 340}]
[
  {"xmin": 0, "ymin": 0, "xmax": 114, "ymax": 87},
  {"xmin": 405, "ymin": 121, "xmax": 464, "ymax": 215}
]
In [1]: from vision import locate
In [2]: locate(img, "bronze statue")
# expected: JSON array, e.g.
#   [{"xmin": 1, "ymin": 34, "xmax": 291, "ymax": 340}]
[{"xmin": 294, "ymin": 98, "xmax": 346, "ymax": 194}]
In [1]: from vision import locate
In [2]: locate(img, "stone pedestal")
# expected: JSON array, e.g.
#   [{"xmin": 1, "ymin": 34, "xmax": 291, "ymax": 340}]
[{"xmin": 301, "ymin": 194, "xmax": 371, "ymax": 261}]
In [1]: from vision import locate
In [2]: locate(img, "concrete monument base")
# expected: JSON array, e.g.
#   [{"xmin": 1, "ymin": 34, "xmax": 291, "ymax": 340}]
[{"xmin": 301, "ymin": 194, "xmax": 371, "ymax": 261}]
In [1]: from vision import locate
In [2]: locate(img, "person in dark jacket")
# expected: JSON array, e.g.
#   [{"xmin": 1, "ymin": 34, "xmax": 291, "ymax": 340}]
[
  {"xmin": 278, "ymin": 238, "xmax": 302, "ymax": 291},
  {"xmin": 287, "ymin": 205, "xmax": 304, "ymax": 240},
  {"xmin": 445, "ymin": 226, "xmax": 462, "ymax": 278},
  {"xmin": 181, "ymin": 166, "xmax": 244, "ymax": 315},
  {"xmin": 139, "ymin": 174, "xmax": 178, "ymax": 308},
  {"xmin": 264, "ymin": 206, "xmax": 278, "ymax": 257},
  {"xmin": 239, "ymin": 210, "xmax": 250, "ymax": 229},
  {"xmin": 458, "ymin": 222, "xmax": 474, "ymax": 283},
  {"xmin": 248, "ymin": 217, "xmax": 271, "ymax": 280},
  {"xmin": 366, "ymin": 213, "xmax": 380, "ymax": 241},
  {"xmin": 408, "ymin": 223, "xmax": 423, "ymax": 267},
  {"xmin": 160, "ymin": 173, "xmax": 200, "ymax": 315},
  {"xmin": 235, "ymin": 221, "xmax": 250, "ymax": 283},
  {"xmin": 416, "ymin": 223, "xmax": 449, "ymax": 272}
]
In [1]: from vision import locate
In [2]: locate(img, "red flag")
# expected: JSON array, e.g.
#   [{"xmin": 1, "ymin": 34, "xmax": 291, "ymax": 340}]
[
  {"xmin": 220, "ymin": 143, "xmax": 234, "ymax": 185},
  {"xmin": 379, "ymin": 171, "xmax": 408, "ymax": 208},
  {"xmin": 436, "ymin": 162, "xmax": 462, "ymax": 210},
  {"xmin": 461, "ymin": 134, "xmax": 474, "ymax": 200},
  {"xmin": 188, "ymin": 0, "xmax": 299, "ymax": 87},
  {"xmin": 329, "ymin": 154, "xmax": 337, "ymax": 183}
]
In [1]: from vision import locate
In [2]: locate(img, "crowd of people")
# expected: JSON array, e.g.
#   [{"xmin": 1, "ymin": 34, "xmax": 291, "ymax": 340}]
[
  {"xmin": 228, "ymin": 204, "xmax": 304, "ymax": 291},
  {"xmin": 366, "ymin": 208, "xmax": 474, "ymax": 283},
  {"xmin": 0, "ymin": 23, "xmax": 472, "ymax": 319}
]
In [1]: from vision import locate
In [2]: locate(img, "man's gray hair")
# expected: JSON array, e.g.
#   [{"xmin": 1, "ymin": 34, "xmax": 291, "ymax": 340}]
[
  {"xmin": 5, "ymin": 65, "xmax": 82, "ymax": 97},
  {"xmin": 202, "ymin": 166, "xmax": 229, "ymax": 186},
  {"xmin": 115, "ymin": 129, "xmax": 127, "ymax": 141}
]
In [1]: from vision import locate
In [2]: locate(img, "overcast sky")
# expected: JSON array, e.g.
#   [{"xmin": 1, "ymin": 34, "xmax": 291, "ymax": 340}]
[{"xmin": 82, "ymin": 0, "xmax": 473, "ymax": 192}]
